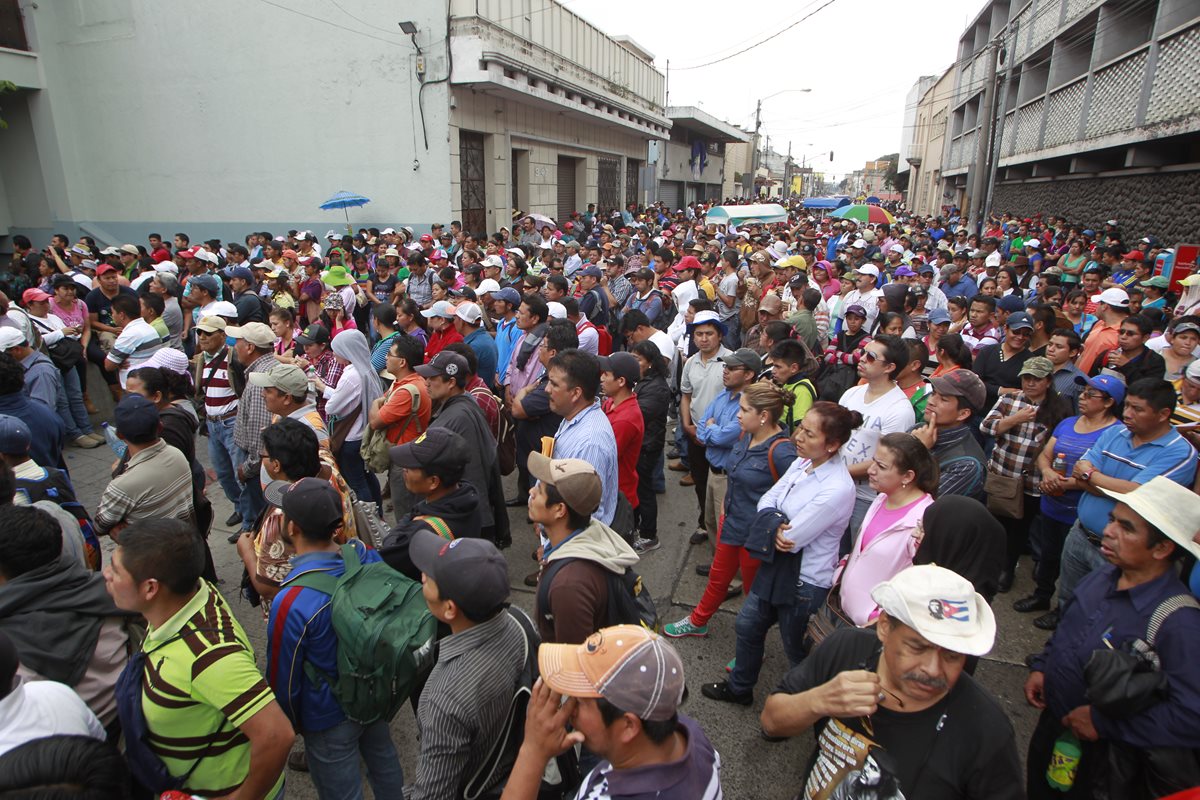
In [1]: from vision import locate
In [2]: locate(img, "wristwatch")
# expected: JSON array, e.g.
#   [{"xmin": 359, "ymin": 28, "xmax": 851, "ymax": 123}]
[{"xmin": 1078, "ymin": 468, "xmax": 1094, "ymax": 482}]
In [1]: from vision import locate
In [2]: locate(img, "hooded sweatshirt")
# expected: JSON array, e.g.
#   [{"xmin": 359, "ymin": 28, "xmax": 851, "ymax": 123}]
[
  {"xmin": 381, "ymin": 482, "xmax": 483, "ymax": 581},
  {"xmin": 536, "ymin": 518, "xmax": 638, "ymax": 644}
]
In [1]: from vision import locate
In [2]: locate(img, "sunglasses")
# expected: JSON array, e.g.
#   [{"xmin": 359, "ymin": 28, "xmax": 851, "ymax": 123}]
[{"xmin": 862, "ymin": 350, "xmax": 882, "ymax": 363}]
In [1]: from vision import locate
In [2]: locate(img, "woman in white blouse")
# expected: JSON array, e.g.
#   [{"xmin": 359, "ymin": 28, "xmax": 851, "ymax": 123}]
[{"xmin": 314, "ymin": 329, "xmax": 383, "ymax": 512}]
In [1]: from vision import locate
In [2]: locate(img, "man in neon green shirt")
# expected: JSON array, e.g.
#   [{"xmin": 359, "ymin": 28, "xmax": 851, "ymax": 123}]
[{"xmin": 105, "ymin": 518, "xmax": 294, "ymax": 798}]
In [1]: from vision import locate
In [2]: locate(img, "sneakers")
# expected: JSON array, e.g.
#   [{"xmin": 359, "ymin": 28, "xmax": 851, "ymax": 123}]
[
  {"xmin": 725, "ymin": 657, "xmax": 736, "ymax": 673},
  {"xmin": 71, "ymin": 433, "xmax": 103, "ymax": 449},
  {"xmin": 1013, "ymin": 595, "xmax": 1051, "ymax": 613},
  {"xmin": 689, "ymin": 528, "xmax": 709, "ymax": 545},
  {"xmin": 668, "ymin": 460, "xmax": 689, "ymax": 472},
  {"xmin": 1033, "ymin": 608, "xmax": 1061, "ymax": 630},
  {"xmin": 633, "ymin": 536, "xmax": 660, "ymax": 554},
  {"xmin": 700, "ymin": 680, "xmax": 752, "ymax": 706},
  {"xmin": 662, "ymin": 617, "xmax": 709, "ymax": 638}
]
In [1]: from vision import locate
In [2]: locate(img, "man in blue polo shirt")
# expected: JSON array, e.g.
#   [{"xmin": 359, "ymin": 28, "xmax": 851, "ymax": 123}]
[
  {"xmin": 939, "ymin": 259, "xmax": 978, "ymax": 301},
  {"xmin": 1061, "ymin": 378, "xmax": 1197, "ymax": 605},
  {"xmin": 694, "ymin": 348, "xmax": 759, "ymax": 549}
]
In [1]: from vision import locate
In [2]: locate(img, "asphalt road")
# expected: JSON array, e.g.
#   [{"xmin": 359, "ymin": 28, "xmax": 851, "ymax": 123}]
[{"xmin": 69, "ymin": 393, "xmax": 1047, "ymax": 799}]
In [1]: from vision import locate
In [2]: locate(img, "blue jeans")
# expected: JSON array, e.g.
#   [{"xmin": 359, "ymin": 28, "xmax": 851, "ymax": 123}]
[
  {"xmin": 729, "ymin": 580, "xmax": 828, "ymax": 696},
  {"xmin": 338, "ymin": 439, "xmax": 381, "ymax": 512},
  {"xmin": 305, "ymin": 718, "xmax": 404, "ymax": 800},
  {"xmin": 58, "ymin": 366, "xmax": 93, "ymax": 438},
  {"xmin": 235, "ymin": 446, "xmax": 267, "ymax": 528},
  {"xmin": 1058, "ymin": 521, "xmax": 1107, "ymax": 605},
  {"xmin": 207, "ymin": 416, "xmax": 244, "ymax": 515}
]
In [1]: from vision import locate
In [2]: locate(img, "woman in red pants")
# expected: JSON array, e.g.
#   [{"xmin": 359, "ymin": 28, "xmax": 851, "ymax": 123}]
[{"xmin": 663, "ymin": 381, "xmax": 797, "ymax": 638}]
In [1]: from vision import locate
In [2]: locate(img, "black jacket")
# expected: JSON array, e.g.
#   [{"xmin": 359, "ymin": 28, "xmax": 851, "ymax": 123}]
[
  {"xmin": 633, "ymin": 374, "xmax": 671, "ymax": 460},
  {"xmin": 381, "ymin": 482, "xmax": 483, "ymax": 581}
]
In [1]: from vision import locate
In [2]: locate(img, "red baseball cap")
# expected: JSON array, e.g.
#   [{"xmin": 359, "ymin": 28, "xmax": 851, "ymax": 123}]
[
  {"xmin": 96, "ymin": 263, "xmax": 119, "ymax": 275},
  {"xmin": 420, "ymin": 234, "xmax": 434, "ymax": 243},
  {"xmin": 177, "ymin": 248, "xmax": 197, "ymax": 259},
  {"xmin": 1122, "ymin": 250, "xmax": 1144, "ymax": 261}
]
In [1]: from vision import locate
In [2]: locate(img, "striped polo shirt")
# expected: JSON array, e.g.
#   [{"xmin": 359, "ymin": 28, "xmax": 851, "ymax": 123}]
[
  {"xmin": 200, "ymin": 347, "xmax": 238, "ymax": 418},
  {"xmin": 140, "ymin": 580, "xmax": 283, "ymax": 798}
]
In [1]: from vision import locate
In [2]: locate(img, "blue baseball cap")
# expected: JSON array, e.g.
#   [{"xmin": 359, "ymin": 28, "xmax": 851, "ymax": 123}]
[
  {"xmin": 227, "ymin": 266, "xmax": 254, "ymax": 282},
  {"xmin": 997, "ymin": 295, "xmax": 1026, "ymax": 313},
  {"xmin": 927, "ymin": 308, "xmax": 951, "ymax": 325},
  {"xmin": 0, "ymin": 414, "xmax": 30, "ymax": 454},
  {"xmin": 493, "ymin": 287, "xmax": 522, "ymax": 307},
  {"xmin": 1075, "ymin": 373, "xmax": 1126, "ymax": 405}
]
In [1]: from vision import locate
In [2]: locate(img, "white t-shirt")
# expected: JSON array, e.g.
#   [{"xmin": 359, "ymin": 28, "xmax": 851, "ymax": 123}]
[
  {"xmin": 648, "ymin": 329, "xmax": 675, "ymax": 362},
  {"xmin": 839, "ymin": 383, "xmax": 916, "ymax": 502},
  {"xmin": 0, "ymin": 678, "xmax": 105, "ymax": 758}
]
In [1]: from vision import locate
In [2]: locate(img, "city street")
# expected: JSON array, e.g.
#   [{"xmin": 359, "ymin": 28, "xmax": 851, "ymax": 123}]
[{"xmin": 69, "ymin": 394, "xmax": 1045, "ymax": 799}]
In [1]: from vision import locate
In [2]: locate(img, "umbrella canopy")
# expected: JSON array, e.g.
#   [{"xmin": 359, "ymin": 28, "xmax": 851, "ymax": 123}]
[
  {"xmin": 865, "ymin": 195, "xmax": 882, "ymax": 205},
  {"xmin": 522, "ymin": 213, "xmax": 557, "ymax": 231},
  {"xmin": 319, "ymin": 190, "xmax": 372, "ymax": 210},
  {"xmin": 830, "ymin": 204, "xmax": 896, "ymax": 224}
]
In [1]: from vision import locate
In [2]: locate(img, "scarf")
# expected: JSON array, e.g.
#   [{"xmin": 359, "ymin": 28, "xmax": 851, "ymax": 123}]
[{"xmin": 914, "ymin": 495, "xmax": 1005, "ymax": 603}]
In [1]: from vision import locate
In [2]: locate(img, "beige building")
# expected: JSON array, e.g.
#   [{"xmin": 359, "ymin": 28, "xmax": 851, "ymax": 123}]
[{"xmin": 907, "ymin": 67, "xmax": 955, "ymax": 216}]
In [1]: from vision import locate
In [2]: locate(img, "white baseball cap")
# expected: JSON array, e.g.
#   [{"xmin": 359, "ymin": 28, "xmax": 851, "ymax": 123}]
[
  {"xmin": 1025, "ymin": 239, "xmax": 1041, "ymax": 249},
  {"xmin": 871, "ymin": 565, "xmax": 997, "ymax": 656},
  {"xmin": 481, "ymin": 255, "xmax": 504, "ymax": 269},
  {"xmin": 476, "ymin": 278, "xmax": 502, "ymax": 294},
  {"xmin": 854, "ymin": 264, "xmax": 880, "ymax": 278},
  {"xmin": 547, "ymin": 301, "xmax": 567, "ymax": 320},
  {"xmin": 888, "ymin": 244, "xmax": 905, "ymax": 254},
  {"xmin": 1091, "ymin": 287, "xmax": 1130, "ymax": 308},
  {"xmin": 454, "ymin": 302, "xmax": 483, "ymax": 325}
]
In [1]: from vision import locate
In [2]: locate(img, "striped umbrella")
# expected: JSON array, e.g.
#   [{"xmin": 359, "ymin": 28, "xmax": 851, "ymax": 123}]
[{"xmin": 830, "ymin": 204, "xmax": 896, "ymax": 224}]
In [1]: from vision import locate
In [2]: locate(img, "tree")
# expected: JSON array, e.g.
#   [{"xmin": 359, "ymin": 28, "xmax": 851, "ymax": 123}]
[
  {"xmin": 0, "ymin": 81, "xmax": 15, "ymax": 130},
  {"xmin": 876, "ymin": 152, "xmax": 900, "ymax": 190},
  {"xmin": 893, "ymin": 170, "xmax": 910, "ymax": 193}
]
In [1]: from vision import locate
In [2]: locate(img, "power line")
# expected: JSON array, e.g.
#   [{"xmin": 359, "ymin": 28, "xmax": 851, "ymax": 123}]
[
  {"xmin": 671, "ymin": 0, "xmax": 840, "ymax": 71},
  {"xmin": 257, "ymin": 0, "xmax": 411, "ymax": 46}
]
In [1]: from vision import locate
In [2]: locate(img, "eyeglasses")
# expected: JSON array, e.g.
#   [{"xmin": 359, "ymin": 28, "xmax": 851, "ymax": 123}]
[
  {"xmin": 862, "ymin": 351, "xmax": 882, "ymax": 363},
  {"xmin": 1080, "ymin": 389, "xmax": 1108, "ymax": 400}
]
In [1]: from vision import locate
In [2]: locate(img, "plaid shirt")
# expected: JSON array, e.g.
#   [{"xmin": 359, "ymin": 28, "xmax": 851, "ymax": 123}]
[
  {"xmin": 980, "ymin": 391, "xmax": 1050, "ymax": 495},
  {"xmin": 312, "ymin": 348, "xmax": 344, "ymax": 420},
  {"xmin": 234, "ymin": 352, "xmax": 278, "ymax": 466}
]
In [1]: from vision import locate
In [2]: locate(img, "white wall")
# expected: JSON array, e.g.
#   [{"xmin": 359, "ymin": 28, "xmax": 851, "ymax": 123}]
[{"xmin": 9, "ymin": 0, "xmax": 453, "ymax": 243}]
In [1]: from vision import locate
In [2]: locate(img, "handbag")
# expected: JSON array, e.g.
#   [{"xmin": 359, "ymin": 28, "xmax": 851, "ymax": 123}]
[
  {"xmin": 328, "ymin": 404, "xmax": 362, "ymax": 454},
  {"xmin": 803, "ymin": 584, "xmax": 853, "ymax": 654},
  {"xmin": 984, "ymin": 468, "xmax": 1025, "ymax": 519},
  {"xmin": 29, "ymin": 316, "xmax": 83, "ymax": 370},
  {"xmin": 1083, "ymin": 593, "xmax": 1200, "ymax": 799}
]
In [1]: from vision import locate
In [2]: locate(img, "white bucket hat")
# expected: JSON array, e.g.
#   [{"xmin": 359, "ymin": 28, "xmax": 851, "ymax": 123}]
[
  {"xmin": 1101, "ymin": 477, "xmax": 1200, "ymax": 559},
  {"xmin": 871, "ymin": 564, "xmax": 997, "ymax": 656}
]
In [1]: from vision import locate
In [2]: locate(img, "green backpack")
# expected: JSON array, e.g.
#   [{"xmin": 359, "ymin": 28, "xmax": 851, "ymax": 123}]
[{"xmin": 290, "ymin": 543, "xmax": 437, "ymax": 725}]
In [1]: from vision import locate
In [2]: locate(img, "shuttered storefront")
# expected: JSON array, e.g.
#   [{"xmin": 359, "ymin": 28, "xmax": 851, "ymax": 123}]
[
  {"xmin": 557, "ymin": 156, "xmax": 577, "ymax": 222},
  {"xmin": 658, "ymin": 180, "xmax": 682, "ymax": 211}
]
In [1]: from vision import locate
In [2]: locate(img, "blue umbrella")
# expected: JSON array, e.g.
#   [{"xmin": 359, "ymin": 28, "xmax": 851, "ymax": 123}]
[{"xmin": 319, "ymin": 190, "xmax": 371, "ymax": 232}]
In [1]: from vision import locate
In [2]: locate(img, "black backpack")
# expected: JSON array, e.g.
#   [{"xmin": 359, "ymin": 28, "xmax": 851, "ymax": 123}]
[{"xmin": 537, "ymin": 558, "xmax": 659, "ymax": 631}]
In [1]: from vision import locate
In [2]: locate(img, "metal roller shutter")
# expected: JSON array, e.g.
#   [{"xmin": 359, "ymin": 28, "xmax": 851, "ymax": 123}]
[
  {"xmin": 557, "ymin": 156, "xmax": 577, "ymax": 222},
  {"xmin": 659, "ymin": 180, "xmax": 681, "ymax": 211}
]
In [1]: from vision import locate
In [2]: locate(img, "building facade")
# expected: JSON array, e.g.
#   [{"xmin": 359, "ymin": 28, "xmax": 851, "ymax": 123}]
[
  {"xmin": 898, "ymin": 75, "xmax": 939, "ymax": 181},
  {"xmin": 0, "ymin": 0, "xmax": 666, "ymax": 245},
  {"xmin": 651, "ymin": 107, "xmax": 748, "ymax": 210},
  {"xmin": 907, "ymin": 67, "xmax": 955, "ymax": 216},
  {"xmin": 942, "ymin": 0, "xmax": 1200, "ymax": 242}
]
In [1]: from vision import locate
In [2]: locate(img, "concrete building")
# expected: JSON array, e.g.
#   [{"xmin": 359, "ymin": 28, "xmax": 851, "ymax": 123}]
[
  {"xmin": 0, "ymin": 0, "xmax": 667, "ymax": 246},
  {"xmin": 943, "ymin": 0, "xmax": 1200, "ymax": 242},
  {"xmin": 845, "ymin": 160, "xmax": 894, "ymax": 199},
  {"xmin": 907, "ymin": 68, "xmax": 956, "ymax": 216},
  {"xmin": 898, "ymin": 75, "xmax": 940, "ymax": 180},
  {"xmin": 653, "ymin": 107, "xmax": 749, "ymax": 209},
  {"xmin": 722, "ymin": 141, "xmax": 753, "ymax": 199}
]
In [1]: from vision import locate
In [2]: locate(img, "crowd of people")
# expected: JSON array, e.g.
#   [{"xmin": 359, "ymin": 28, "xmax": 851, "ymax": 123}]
[{"xmin": 0, "ymin": 200, "xmax": 1199, "ymax": 799}]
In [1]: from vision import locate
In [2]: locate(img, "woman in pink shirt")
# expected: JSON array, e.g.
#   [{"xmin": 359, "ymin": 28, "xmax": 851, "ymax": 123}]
[
  {"xmin": 836, "ymin": 432, "xmax": 938, "ymax": 625},
  {"xmin": 47, "ymin": 273, "xmax": 95, "ymax": 413}
]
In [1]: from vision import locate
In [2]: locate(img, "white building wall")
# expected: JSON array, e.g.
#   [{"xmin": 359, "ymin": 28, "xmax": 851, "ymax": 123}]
[
  {"xmin": 898, "ymin": 75, "xmax": 937, "ymax": 174},
  {"xmin": 449, "ymin": 89, "xmax": 651, "ymax": 227},
  {"xmin": 7, "ymin": 0, "xmax": 453, "ymax": 243}
]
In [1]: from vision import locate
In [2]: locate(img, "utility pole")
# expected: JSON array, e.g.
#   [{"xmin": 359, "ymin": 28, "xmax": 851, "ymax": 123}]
[
  {"xmin": 784, "ymin": 141, "xmax": 793, "ymax": 200},
  {"xmin": 764, "ymin": 136, "xmax": 771, "ymax": 198},
  {"xmin": 743, "ymin": 99, "xmax": 761, "ymax": 198},
  {"xmin": 968, "ymin": 42, "xmax": 998, "ymax": 234}
]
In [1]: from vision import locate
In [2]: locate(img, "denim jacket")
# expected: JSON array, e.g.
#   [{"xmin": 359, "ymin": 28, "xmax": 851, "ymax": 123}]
[{"xmin": 720, "ymin": 431, "xmax": 797, "ymax": 547}]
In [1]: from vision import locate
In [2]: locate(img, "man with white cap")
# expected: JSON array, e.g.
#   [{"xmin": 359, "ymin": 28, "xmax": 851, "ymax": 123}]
[
  {"xmin": 1024, "ymin": 477, "xmax": 1200, "ymax": 799},
  {"xmin": 1076, "ymin": 287, "xmax": 1130, "ymax": 374},
  {"xmin": 453, "ymin": 302, "xmax": 498, "ymax": 392},
  {"xmin": 502, "ymin": 624, "xmax": 722, "ymax": 800},
  {"xmin": 762, "ymin": 564, "xmax": 1022, "ymax": 799},
  {"xmin": 843, "ymin": 265, "xmax": 882, "ymax": 332}
]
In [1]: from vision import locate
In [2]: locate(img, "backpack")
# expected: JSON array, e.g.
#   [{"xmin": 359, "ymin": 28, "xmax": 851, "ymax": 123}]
[
  {"xmin": 584, "ymin": 287, "xmax": 609, "ymax": 327},
  {"xmin": 468, "ymin": 384, "xmax": 517, "ymax": 475},
  {"xmin": 538, "ymin": 558, "xmax": 659, "ymax": 632},
  {"xmin": 577, "ymin": 319, "xmax": 612, "ymax": 357},
  {"xmin": 289, "ymin": 543, "xmax": 437, "ymax": 724},
  {"xmin": 460, "ymin": 607, "xmax": 581, "ymax": 800},
  {"xmin": 361, "ymin": 383, "xmax": 424, "ymax": 473},
  {"xmin": 15, "ymin": 469, "xmax": 101, "ymax": 570}
]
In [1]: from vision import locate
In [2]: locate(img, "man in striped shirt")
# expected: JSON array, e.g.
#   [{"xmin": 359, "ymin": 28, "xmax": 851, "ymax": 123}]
[
  {"xmin": 194, "ymin": 315, "xmax": 244, "ymax": 531},
  {"xmin": 104, "ymin": 517, "xmax": 294, "ymax": 798}
]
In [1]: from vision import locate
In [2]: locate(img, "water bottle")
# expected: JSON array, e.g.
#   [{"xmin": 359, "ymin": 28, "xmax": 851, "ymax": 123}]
[
  {"xmin": 1046, "ymin": 730, "xmax": 1081, "ymax": 791},
  {"xmin": 1051, "ymin": 452, "xmax": 1067, "ymax": 473},
  {"xmin": 101, "ymin": 422, "xmax": 127, "ymax": 458}
]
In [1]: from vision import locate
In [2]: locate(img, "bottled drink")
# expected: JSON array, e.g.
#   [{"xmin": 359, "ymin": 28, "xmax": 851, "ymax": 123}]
[
  {"xmin": 1051, "ymin": 452, "xmax": 1067, "ymax": 473},
  {"xmin": 1046, "ymin": 730, "xmax": 1081, "ymax": 791},
  {"xmin": 101, "ymin": 422, "xmax": 127, "ymax": 458}
]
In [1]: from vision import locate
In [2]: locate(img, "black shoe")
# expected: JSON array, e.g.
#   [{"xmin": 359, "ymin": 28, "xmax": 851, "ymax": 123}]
[
  {"xmin": 227, "ymin": 531, "xmax": 243, "ymax": 544},
  {"xmin": 700, "ymin": 680, "xmax": 752, "ymax": 706},
  {"xmin": 523, "ymin": 569, "xmax": 540, "ymax": 588},
  {"xmin": 724, "ymin": 581, "xmax": 743, "ymax": 602},
  {"xmin": 667, "ymin": 450, "xmax": 681, "ymax": 460},
  {"xmin": 760, "ymin": 727, "xmax": 788, "ymax": 743},
  {"xmin": 689, "ymin": 529, "xmax": 709, "ymax": 545},
  {"xmin": 695, "ymin": 564, "xmax": 710, "ymax": 577},
  {"xmin": 1033, "ymin": 608, "xmax": 1061, "ymax": 630},
  {"xmin": 225, "ymin": 511, "xmax": 242, "ymax": 527},
  {"xmin": 495, "ymin": 537, "xmax": 512, "ymax": 550},
  {"xmin": 505, "ymin": 496, "xmax": 526, "ymax": 508},
  {"xmin": 287, "ymin": 747, "xmax": 309, "ymax": 772},
  {"xmin": 1013, "ymin": 595, "xmax": 1051, "ymax": 613},
  {"xmin": 996, "ymin": 570, "xmax": 1014, "ymax": 594}
]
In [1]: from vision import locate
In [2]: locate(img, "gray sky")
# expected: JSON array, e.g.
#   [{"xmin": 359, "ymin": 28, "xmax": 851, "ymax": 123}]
[{"xmin": 567, "ymin": 0, "xmax": 990, "ymax": 180}]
